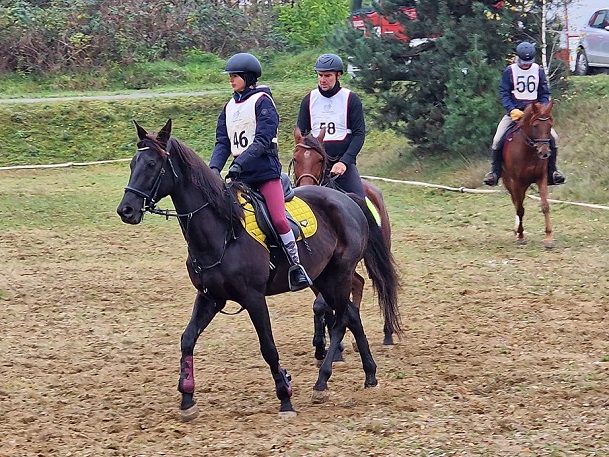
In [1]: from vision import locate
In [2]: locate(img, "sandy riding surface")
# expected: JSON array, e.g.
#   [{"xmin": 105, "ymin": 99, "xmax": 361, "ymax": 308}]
[{"xmin": 1, "ymin": 184, "xmax": 608, "ymax": 456}]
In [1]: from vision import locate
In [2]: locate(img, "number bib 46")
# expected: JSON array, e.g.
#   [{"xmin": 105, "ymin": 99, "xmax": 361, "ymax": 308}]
[
  {"xmin": 309, "ymin": 88, "xmax": 352, "ymax": 141},
  {"xmin": 225, "ymin": 92, "xmax": 277, "ymax": 157},
  {"xmin": 510, "ymin": 63, "xmax": 540, "ymax": 102}
]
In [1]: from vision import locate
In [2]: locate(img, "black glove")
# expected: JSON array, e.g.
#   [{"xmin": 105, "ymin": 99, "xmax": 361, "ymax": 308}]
[
  {"xmin": 227, "ymin": 163, "xmax": 242, "ymax": 179},
  {"xmin": 210, "ymin": 167, "xmax": 221, "ymax": 178}
]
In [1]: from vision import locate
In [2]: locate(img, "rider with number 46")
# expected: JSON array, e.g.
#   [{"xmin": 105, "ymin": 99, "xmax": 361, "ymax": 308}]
[
  {"xmin": 484, "ymin": 41, "xmax": 565, "ymax": 187},
  {"xmin": 297, "ymin": 53, "xmax": 367, "ymax": 198},
  {"xmin": 209, "ymin": 52, "xmax": 312, "ymax": 291}
]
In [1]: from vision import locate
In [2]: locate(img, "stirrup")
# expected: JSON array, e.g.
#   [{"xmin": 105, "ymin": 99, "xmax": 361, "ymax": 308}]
[
  {"xmin": 483, "ymin": 172, "xmax": 499, "ymax": 186},
  {"xmin": 288, "ymin": 264, "xmax": 312, "ymax": 292},
  {"xmin": 550, "ymin": 171, "xmax": 565, "ymax": 185}
]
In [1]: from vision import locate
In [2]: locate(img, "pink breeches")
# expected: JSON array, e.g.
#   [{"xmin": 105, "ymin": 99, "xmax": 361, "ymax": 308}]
[{"xmin": 258, "ymin": 178, "xmax": 290, "ymax": 235}]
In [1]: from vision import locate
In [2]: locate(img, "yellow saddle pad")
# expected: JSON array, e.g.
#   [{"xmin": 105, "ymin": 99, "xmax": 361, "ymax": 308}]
[{"xmin": 238, "ymin": 194, "xmax": 318, "ymax": 250}]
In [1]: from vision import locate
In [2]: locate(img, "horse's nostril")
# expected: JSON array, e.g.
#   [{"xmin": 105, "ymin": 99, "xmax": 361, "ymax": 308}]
[{"xmin": 118, "ymin": 205, "xmax": 133, "ymax": 218}]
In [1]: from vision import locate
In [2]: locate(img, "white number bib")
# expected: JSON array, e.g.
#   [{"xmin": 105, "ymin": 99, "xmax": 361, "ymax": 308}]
[
  {"xmin": 510, "ymin": 63, "xmax": 540, "ymax": 101},
  {"xmin": 309, "ymin": 88, "xmax": 352, "ymax": 141},
  {"xmin": 225, "ymin": 92, "xmax": 277, "ymax": 157}
]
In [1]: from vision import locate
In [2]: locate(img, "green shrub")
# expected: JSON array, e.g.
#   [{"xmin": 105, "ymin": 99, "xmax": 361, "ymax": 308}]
[{"xmin": 275, "ymin": 0, "xmax": 350, "ymax": 47}]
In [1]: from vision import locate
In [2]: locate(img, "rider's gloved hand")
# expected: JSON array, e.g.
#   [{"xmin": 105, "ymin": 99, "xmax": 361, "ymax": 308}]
[
  {"xmin": 210, "ymin": 167, "xmax": 222, "ymax": 178},
  {"xmin": 227, "ymin": 163, "xmax": 242, "ymax": 179},
  {"xmin": 510, "ymin": 109, "xmax": 524, "ymax": 121}
]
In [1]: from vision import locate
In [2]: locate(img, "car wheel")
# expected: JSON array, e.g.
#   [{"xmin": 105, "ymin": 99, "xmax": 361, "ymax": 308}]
[{"xmin": 575, "ymin": 49, "xmax": 590, "ymax": 75}]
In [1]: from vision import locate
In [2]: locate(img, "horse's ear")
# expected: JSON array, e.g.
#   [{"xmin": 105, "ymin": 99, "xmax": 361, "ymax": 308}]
[
  {"xmin": 293, "ymin": 127, "xmax": 304, "ymax": 144},
  {"xmin": 531, "ymin": 103, "xmax": 540, "ymax": 115},
  {"xmin": 158, "ymin": 119, "xmax": 172, "ymax": 145},
  {"xmin": 133, "ymin": 120, "xmax": 147, "ymax": 140},
  {"xmin": 317, "ymin": 127, "xmax": 326, "ymax": 143}
]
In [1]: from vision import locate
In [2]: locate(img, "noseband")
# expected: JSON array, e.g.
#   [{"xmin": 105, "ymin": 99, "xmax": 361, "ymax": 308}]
[{"xmin": 124, "ymin": 145, "xmax": 179, "ymax": 212}]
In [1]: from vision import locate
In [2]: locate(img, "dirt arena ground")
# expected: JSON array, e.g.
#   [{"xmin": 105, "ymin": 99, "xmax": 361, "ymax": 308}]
[{"xmin": 1, "ymin": 171, "xmax": 608, "ymax": 456}]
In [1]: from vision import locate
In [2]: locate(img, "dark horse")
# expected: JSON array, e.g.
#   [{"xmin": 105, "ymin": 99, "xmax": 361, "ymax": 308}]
[
  {"xmin": 502, "ymin": 101, "xmax": 555, "ymax": 248},
  {"xmin": 290, "ymin": 127, "xmax": 396, "ymax": 360},
  {"xmin": 116, "ymin": 120, "xmax": 402, "ymax": 420}
]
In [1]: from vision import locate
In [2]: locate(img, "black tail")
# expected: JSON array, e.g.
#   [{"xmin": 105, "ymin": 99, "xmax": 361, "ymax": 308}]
[{"xmin": 350, "ymin": 194, "xmax": 403, "ymax": 337}]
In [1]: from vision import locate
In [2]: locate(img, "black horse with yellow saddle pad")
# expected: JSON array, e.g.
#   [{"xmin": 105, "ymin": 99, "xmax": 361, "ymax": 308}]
[{"xmin": 116, "ymin": 120, "xmax": 402, "ymax": 420}]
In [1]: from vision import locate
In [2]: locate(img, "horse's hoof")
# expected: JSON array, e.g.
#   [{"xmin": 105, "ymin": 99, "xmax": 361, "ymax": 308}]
[
  {"xmin": 516, "ymin": 239, "xmax": 527, "ymax": 246},
  {"xmin": 365, "ymin": 381, "xmax": 380, "ymax": 390},
  {"xmin": 544, "ymin": 241, "xmax": 555, "ymax": 249},
  {"xmin": 278, "ymin": 410, "xmax": 298, "ymax": 418},
  {"xmin": 351, "ymin": 341, "xmax": 359, "ymax": 352},
  {"xmin": 311, "ymin": 389, "xmax": 330, "ymax": 404},
  {"xmin": 315, "ymin": 358, "xmax": 324, "ymax": 368},
  {"xmin": 180, "ymin": 404, "xmax": 199, "ymax": 422},
  {"xmin": 332, "ymin": 351, "xmax": 345, "ymax": 363},
  {"xmin": 382, "ymin": 337, "xmax": 395, "ymax": 346}
]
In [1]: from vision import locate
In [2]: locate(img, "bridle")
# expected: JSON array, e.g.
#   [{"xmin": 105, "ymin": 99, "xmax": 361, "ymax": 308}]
[
  {"xmin": 124, "ymin": 145, "xmax": 179, "ymax": 213},
  {"xmin": 519, "ymin": 115, "xmax": 553, "ymax": 158},
  {"xmin": 291, "ymin": 143, "xmax": 325, "ymax": 186}
]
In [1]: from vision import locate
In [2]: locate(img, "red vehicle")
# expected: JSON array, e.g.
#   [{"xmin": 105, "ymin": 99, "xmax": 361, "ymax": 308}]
[{"xmin": 351, "ymin": 6, "xmax": 416, "ymax": 41}]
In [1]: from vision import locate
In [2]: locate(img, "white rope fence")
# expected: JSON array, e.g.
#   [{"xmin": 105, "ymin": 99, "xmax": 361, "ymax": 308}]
[
  {"xmin": 1, "ymin": 159, "xmax": 607, "ymax": 211},
  {"xmin": 0, "ymin": 158, "xmax": 131, "ymax": 170},
  {"xmin": 361, "ymin": 175, "xmax": 609, "ymax": 211}
]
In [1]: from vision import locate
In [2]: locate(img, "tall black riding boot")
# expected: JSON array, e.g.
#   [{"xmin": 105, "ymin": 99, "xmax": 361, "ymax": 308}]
[
  {"xmin": 284, "ymin": 240, "xmax": 313, "ymax": 292},
  {"xmin": 548, "ymin": 147, "xmax": 565, "ymax": 185},
  {"xmin": 483, "ymin": 147, "xmax": 502, "ymax": 186}
]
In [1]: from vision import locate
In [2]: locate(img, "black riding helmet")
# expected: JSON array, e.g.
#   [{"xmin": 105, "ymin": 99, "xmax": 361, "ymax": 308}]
[
  {"xmin": 223, "ymin": 53, "xmax": 262, "ymax": 88},
  {"xmin": 515, "ymin": 42, "xmax": 536, "ymax": 64},
  {"xmin": 314, "ymin": 53, "xmax": 344, "ymax": 73}
]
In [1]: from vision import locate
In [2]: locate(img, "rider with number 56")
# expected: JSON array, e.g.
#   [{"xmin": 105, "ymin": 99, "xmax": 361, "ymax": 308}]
[
  {"xmin": 484, "ymin": 41, "xmax": 565, "ymax": 187},
  {"xmin": 297, "ymin": 53, "xmax": 367, "ymax": 198},
  {"xmin": 209, "ymin": 52, "xmax": 312, "ymax": 291}
]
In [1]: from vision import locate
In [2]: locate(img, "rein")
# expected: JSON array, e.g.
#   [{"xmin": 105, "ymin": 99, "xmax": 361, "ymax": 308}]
[{"xmin": 125, "ymin": 144, "xmax": 239, "ymax": 274}]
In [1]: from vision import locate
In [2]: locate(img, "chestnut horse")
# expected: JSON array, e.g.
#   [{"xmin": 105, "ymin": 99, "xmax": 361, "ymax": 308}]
[
  {"xmin": 291, "ymin": 127, "xmax": 396, "ymax": 359},
  {"xmin": 117, "ymin": 120, "xmax": 402, "ymax": 420},
  {"xmin": 501, "ymin": 101, "xmax": 555, "ymax": 248}
]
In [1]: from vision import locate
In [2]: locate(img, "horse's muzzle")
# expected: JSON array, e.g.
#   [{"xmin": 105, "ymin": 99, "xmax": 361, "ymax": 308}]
[
  {"xmin": 537, "ymin": 148, "xmax": 551, "ymax": 160},
  {"xmin": 536, "ymin": 144, "xmax": 551, "ymax": 160},
  {"xmin": 117, "ymin": 193, "xmax": 144, "ymax": 224}
]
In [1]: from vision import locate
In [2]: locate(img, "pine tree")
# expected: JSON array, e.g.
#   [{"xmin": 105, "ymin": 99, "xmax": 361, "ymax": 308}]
[{"xmin": 330, "ymin": 0, "xmax": 566, "ymax": 156}]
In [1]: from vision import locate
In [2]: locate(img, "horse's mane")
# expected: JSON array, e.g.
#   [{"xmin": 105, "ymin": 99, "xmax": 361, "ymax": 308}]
[{"xmin": 163, "ymin": 136, "xmax": 244, "ymax": 221}]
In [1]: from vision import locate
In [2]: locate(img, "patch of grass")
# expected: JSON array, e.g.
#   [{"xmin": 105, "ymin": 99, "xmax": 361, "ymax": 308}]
[
  {"xmin": 1, "ymin": 61, "xmax": 608, "ymax": 208},
  {"xmin": 0, "ymin": 50, "xmax": 320, "ymax": 98}
]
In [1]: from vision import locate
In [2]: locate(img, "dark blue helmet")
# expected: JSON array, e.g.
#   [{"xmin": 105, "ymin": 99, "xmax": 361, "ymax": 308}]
[
  {"xmin": 314, "ymin": 53, "xmax": 344, "ymax": 73},
  {"xmin": 515, "ymin": 42, "xmax": 536, "ymax": 63},
  {"xmin": 223, "ymin": 53, "xmax": 262, "ymax": 77}
]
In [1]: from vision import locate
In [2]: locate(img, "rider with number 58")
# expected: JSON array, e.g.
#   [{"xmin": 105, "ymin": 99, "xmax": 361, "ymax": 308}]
[
  {"xmin": 209, "ymin": 52, "xmax": 312, "ymax": 291},
  {"xmin": 484, "ymin": 41, "xmax": 565, "ymax": 187},
  {"xmin": 297, "ymin": 53, "xmax": 367, "ymax": 198}
]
